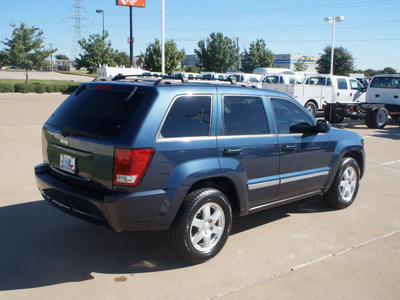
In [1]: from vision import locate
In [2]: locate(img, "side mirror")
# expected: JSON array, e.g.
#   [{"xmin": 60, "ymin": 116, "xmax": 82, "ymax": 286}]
[{"xmin": 314, "ymin": 119, "xmax": 330, "ymax": 133}]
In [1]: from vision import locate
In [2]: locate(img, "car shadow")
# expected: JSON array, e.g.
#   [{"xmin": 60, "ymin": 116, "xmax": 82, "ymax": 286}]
[
  {"xmin": 0, "ymin": 196, "xmax": 331, "ymax": 291},
  {"xmin": 329, "ymin": 118, "xmax": 400, "ymax": 140}
]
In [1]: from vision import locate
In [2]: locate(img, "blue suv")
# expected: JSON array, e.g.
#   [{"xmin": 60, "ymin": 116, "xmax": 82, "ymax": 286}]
[{"xmin": 35, "ymin": 77, "xmax": 365, "ymax": 263}]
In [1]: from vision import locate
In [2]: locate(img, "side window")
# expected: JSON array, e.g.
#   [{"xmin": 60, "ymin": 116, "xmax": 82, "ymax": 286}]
[
  {"xmin": 350, "ymin": 79, "xmax": 362, "ymax": 90},
  {"xmin": 337, "ymin": 78, "xmax": 348, "ymax": 90},
  {"xmin": 327, "ymin": 77, "xmax": 333, "ymax": 86},
  {"xmin": 223, "ymin": 96, "xmax": 268, "ymax": 135},
  {"xmin": 159, "ymin": 95, "xmax": 211, "ymax": 138},
  {"xmin": 270, "ymin": 98, "xmax": 313, "ymax": 134}
]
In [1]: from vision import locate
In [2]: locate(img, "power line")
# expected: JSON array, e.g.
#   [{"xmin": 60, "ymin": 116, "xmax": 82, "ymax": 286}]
[{"xmin": 64, "ymin": 0, "xmax": 90, "ymax": 59}]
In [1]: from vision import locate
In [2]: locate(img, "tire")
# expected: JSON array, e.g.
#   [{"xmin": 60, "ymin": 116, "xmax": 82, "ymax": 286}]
[
  {"xmin": 167, "ymin": 188, "xmax": 232, "ymax": 264},
  {"xmin": 323, "ymin": 157, "xmax": 360, "ymax": 209},
  {"xmin": 371, "ymin": 107, "xmax": 388, "ymax": 129},
  {"xmin": 365, "ymin": 110, "xmax": 374, "ymax": 128},
  {"xmin": 324, "ymin": 106, "xmax": 344, "ymax": 124},
  {"xmin": 305, "ymin": 101, "xmax": 317, "ymax": 116}
]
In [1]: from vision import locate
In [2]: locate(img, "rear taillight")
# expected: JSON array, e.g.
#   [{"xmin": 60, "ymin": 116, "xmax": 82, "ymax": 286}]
[{"xmin": 113, "ymin": 148, "xmax": 154, "ymax": 186}]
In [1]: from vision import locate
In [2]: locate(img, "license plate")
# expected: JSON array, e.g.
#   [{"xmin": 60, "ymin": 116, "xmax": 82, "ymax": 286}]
[{"xmin": 60, "ymin": 154, "xmax": 76, "ymax": 173}]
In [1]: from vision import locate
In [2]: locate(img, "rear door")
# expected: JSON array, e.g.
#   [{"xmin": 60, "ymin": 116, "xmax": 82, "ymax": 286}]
[
  {"xmin": 217, "ymin": 94, "xmax": 280, "ymax": 208},
  {"xmin": 335, "ymin": 77, "xmax": 352, "ymax": 102}
]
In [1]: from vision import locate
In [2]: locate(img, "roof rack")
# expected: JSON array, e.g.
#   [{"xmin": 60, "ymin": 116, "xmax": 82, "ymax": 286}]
[{"xmin": 110, "ymin": 73, "xmax": 241, "ymax": 86}]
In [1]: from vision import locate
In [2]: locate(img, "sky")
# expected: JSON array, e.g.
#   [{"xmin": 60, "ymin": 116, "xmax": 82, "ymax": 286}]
[{"xmin": 1, "ymin": 0, "xmax": 399, "ymax": 72}]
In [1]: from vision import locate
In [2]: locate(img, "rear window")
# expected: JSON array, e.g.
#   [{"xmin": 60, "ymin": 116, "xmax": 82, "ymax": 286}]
[
  {"xmin": 46, "ymin": 84, "xmax": 146, "ymax": 138},
  {"xmin": 370, "ymin": 77, "xmax": 400, "ymax": 89},
  {"xmin": 159, "ymin": 95, "xmax": 212, "ymax": 138}
]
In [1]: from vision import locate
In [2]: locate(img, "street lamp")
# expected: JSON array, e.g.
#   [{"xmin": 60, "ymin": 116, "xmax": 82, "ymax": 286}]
[
  {"xmin": 324, "ymin": 16, "xmax": 344, "ymax": 75},
  {"xmin": 96, "ymin": 9, "xmax": 105, "ymax": 36},
  {"xmin": 161, "ymin": 0, "xmax": 165, "ymax": 74}
]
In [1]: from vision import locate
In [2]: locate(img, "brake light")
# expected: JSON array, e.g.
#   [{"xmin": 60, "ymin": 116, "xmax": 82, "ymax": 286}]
[
  {"xmin": 113, "ymin": 148, "xmax": 154, "ymax": 186},
  {"xmin": 95, "ymin": 84, "xmax": 113, "ymax": 90}
]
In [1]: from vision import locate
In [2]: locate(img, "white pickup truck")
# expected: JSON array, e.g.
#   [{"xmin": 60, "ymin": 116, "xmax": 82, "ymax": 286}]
[
  {"xmin": 324, "ymin": 74, "xmax": 400, "ymax": 128},
  {"xmin": 262, "ymin": 74, "xmax": 366, "ymax": 116}
]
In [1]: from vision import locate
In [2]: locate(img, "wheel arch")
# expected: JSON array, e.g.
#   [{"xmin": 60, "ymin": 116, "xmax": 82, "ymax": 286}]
[
  {"xmin": 187, "ymin": 177, "xmax": 242, "ymax": 216},
  {"xmin": 323, "ymin": 147, "xmax": 365, "ymax": 193}
]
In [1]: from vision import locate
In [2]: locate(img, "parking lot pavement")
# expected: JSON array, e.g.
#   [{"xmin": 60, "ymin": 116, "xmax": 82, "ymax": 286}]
[
  {"xmin": 0, "ymin": 95, "xmax": 399, "ymax": 300},
  {"xmin": 0, "ymin": 70, "xmax": 94, "ymax": 82}
]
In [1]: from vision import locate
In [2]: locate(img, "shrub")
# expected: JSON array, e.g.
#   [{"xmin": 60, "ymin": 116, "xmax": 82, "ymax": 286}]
[
  {"xmin": 0, "ymin": 83, "xmax": 15, "ymax": 93},
  {"xmin": 64, "ymin": 85, "xmax": 80, "ymax": 94},
  {"xmin": 0, "ymin": 81, "xmax": 82, "ymax": 93},
  {"xmin": 34, "ymin": 84, "xmax": 46, "ymax": 94},
  {"xmin": 14, "ymin": 83, "xmax": 35, "ymax": 93},
  {"xmin": 45, "ymin": 84, "xmax": 59, "ymax": 93}
]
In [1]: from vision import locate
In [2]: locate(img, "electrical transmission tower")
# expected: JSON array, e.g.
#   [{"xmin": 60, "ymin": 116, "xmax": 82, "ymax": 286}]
[{"xmin": 64, "ymin": 0, "xmax": 90, "ymax": 59}]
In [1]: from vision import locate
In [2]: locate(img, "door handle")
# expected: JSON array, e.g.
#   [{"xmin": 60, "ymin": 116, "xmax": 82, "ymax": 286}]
[
  {"xmin": 282, "ymin": 145, "xmax": 297, "ymax": 152},
  {"xmin": 350, "ymin": 93, "xmax": 353, "ymax": 97},
  {"xmin": 223, "ymin": 148, "xmax": 242, "ymax": 156}
]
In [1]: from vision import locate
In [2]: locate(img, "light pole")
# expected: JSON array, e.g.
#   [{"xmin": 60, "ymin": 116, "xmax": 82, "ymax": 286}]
[
  {"xmin": 96, "ymin": 9, "xmax": 105, "ymax": 36},
  {"xmin": 324, "ymin": 16, "xmax": 344, "ymax": 75},
  {"xmin": 161, "ymin": 0, "xmax": 165, "ymax": 74}
]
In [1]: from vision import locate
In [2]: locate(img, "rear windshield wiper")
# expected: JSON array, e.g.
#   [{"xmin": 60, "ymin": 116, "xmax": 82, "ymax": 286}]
[{"xmin": 61, "ymin": 127, "xmax": 104, "ymax": 139}]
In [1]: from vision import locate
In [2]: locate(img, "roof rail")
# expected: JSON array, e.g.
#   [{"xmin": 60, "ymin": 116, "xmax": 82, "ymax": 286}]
[{"xmin": 111, "ymin": 73, "xmax": 241, "ymax": 86}]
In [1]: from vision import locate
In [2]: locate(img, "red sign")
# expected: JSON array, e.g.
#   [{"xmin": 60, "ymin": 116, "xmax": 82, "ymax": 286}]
[{"xmin": 116, "ymin": 0, "xmax": 146, "ymax": 7}]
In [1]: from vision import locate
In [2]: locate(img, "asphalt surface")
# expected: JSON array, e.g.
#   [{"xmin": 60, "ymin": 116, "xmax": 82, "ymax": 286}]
[
  {"xmin": 0, "ymin": 70, "xmax": 94, "ymax": 82},
  {"xmin": 0, "ymin": 85, "xmax": 399, "ymax": 299}
]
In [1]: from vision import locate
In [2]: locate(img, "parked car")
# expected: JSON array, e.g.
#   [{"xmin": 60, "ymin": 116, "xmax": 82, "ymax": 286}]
[{"xmin": 35, "ymin": 76, "xmax": 365, "ymax": 264}]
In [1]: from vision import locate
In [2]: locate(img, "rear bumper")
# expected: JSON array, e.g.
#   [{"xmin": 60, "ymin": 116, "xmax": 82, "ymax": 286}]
[{"xmin": 35, "ymin": 163, "xmax": 173, "ymax": 231}]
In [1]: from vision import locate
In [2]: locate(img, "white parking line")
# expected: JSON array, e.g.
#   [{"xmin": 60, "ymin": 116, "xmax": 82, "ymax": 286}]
[
  {"xmin": 380, "ymin": 160, "xmax": 400, "ymax": 166},
  {"xmin": 0, "ymin": 125, "xmax": 41, "ymax": 129}
]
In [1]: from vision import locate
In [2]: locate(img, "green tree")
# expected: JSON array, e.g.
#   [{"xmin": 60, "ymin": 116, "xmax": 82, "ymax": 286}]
[
  {"xmin": 143, "ymin": 39, "xmax": 185, "ymax": 74},
  {"xmin": 195, "ymin": 32, "xmax": 239, "ymax": 73},
  {"xmin": 75, "ymin": 32, "xmax": 116, "ymax": 74},
  {"xmin": 382, "ymin": 67, "xmax": 397, "ymax": 74},
  {"xmin": 1, "ymin": 22, "xmax": 56, "ymax": 83},
  {"xmin": 363, "ymin": 69, "xmax": 377, "ymax": 78},
  {"xmin": 183, "ymin": 65, "xmax": 201, "ymax": 74},
  {"xmin": 294, "ymin": 58, "xmax": 307, "ymax": 71},
  {"xmin": 242, "ymin": 39, "xmax": 274, "ymax": 73},
  {"xmin": 114, "ymin": 51, "xmax": 130, "ymax": 67},
  {"xmin": 55, "ymin": 54, "xmax": 69, "ymax": 60},
  {"xmin": 316, "ymin": 46, "xmax": 355, "ymax": 75}
]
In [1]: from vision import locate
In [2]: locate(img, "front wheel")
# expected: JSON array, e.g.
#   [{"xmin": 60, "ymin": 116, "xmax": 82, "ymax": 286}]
[
  {"xmin": 323, "ymin": 157, "xmax": 360, "ymax": 209},
  {"xmin": 167, "ymin": 188, "xmax": 232, "ymax": 264}
]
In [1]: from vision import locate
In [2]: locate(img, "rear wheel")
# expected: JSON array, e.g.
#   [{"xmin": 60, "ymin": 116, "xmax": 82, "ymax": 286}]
[
  {"xmin": 371, "ymin": 107, "xmax": 388, "ymax": 129},
  {"xmin": 305, "ymin": 101, "xmax": 317, "ymax": 116},
  {"xmin": 365, "ymin": 110, "xmax": 374, "ymax": 128},
  {"xmin": 167, "ymin": 188, "xmax": 232, "ymax": 264},
  {"xmin": 323, "ymin": 157, "xmax": 360, "ymax": 209}
]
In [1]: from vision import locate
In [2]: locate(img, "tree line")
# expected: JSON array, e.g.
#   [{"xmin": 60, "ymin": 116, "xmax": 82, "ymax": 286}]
[{"xmin": 1, "ymin": 22, "xmax": 398, "ymax": 84}]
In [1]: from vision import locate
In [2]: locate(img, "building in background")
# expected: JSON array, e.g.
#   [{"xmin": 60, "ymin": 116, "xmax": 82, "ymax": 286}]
[{"xmin": 274, "ymin": 54, "xmax": 320, "ymax": 72}]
